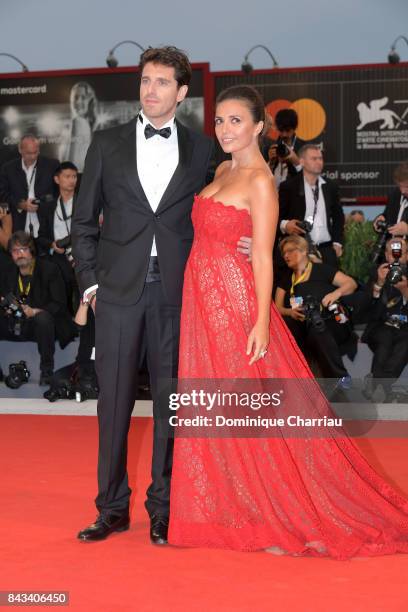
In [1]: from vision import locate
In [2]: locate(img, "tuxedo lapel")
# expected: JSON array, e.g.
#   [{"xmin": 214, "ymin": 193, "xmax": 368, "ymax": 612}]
[
  {"xmin": 119, "ymin": 119, "xmax": 151, "ymax": 211},
  {"xmin": 155, "ymin": 121, "xmax": 193, "ymax": 214}
]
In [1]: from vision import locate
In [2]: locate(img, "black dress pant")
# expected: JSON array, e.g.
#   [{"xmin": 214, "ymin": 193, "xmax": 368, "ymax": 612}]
[
  {"xmin": 0, "ymin": 311, "xmax": 55, "ymax": 371},
  {"xmin": 94, "ymin": 280, "xmax": 180, "ymax": 519},
  {"xmin": 284, "ymin": 316, "xmax": 348, "ymax": 378},
  {"xmin": 366, "ymin": 324, "xmax": 408, "ymax": 389}
]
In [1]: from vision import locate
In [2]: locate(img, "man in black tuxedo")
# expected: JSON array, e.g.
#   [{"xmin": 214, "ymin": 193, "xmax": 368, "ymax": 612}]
[
  {"xmin": 373, "ymin": 161, "xmax": 408, "ymax": 237},
  {"xmin": 72, "ymin": 47, "xmax": 213, "ymax": 545},
  {"xmin": 0, "ymin": 231, "xmax": 75, "ymax": 384},
  {"xmin": 267, "ymin": 108, "xmax": 306, "ymax": 189},
  {"xmin": 38, "ymin": 162, "xmax": 78, "ymax": 313},
  {"xmin": 0, "ymin": 135, "xmax": 59, "ymax": 236},
  {"xmin": 278, "ymin": 144, "xmax": 344, "ymax": 269}
]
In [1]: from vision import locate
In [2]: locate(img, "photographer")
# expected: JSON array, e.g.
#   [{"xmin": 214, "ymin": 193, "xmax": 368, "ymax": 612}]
[
  {"xmin": 0, "ymin": 135, "xmax": 58, "ymax": 237},
  {"xmin": 362, "ymin": 238, "xmax": 408, "ymax": 400},
  {"xmin": 373, "ymin": 161, "xmax": 408, "ymax": 239},
  {"xmin": 38, "ymin": 162, "xmax": 78, "ymax": 313},
  {"xmin": 278, "ymin": 144, "xmax": 344, "ymax": 269},
  {"xmin": 275, "ymin": 235, "xmax": 357, "ymax": 385},
  {"xmin": 268, "ymin": 108, "xmax": 306, "ymax": 189},
  {"xmin": 0, "ymin": 231, "xmax": 76, "ymax": 385}
]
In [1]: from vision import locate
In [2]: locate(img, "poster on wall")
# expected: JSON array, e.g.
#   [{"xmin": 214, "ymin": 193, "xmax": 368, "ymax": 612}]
[
  {"xmin": 0, "ymin": 65, "xmax": 209, "ymax": 172},
  {"xmin": 214, "ymin": 64, "xmax": 408, "ymax": 199}
]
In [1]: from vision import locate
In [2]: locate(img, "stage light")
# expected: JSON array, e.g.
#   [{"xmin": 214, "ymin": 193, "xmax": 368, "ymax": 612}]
[
  {"xmin": 388, "ymin": 35, "xmax": 408, "ymax": 64},
  {"xmin": 241, "ymin": 45, "xmax": 279, "ymax": 73},
  {"xmin": 0, "ymin": 53, "xmax": 28, "ymax": 72},
  {"xmin": 106, "ymin": 40, "xmax": 146, "ymax": 68}
]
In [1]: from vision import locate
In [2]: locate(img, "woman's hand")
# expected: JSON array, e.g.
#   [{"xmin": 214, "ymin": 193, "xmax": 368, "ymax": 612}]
[
  {"xmin": 321, "ymin": 290, "xmax": 341, "ymax": 308},
  {"xmin": 290, "ymin": 307, "xmax": 305, "ymax": 321},
  {"xmin": 246, "ymin": 320, "xmax": 269, "ymax": 366}
]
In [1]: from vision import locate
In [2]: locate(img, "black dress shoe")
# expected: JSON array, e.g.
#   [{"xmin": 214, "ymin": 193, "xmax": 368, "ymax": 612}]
[
  {"xmin": 77, "ymin": 513, "xmax": 130, "ymax": 542},
  {"xmin": 150, "ymin": 515, "xmax": 169, "ymax": 545}
]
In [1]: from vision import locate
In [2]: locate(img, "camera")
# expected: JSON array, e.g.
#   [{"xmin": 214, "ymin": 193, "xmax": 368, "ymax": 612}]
[
  {"xmin": 31, "ymin": 194, "xmax": 54, "ymax": 207},
  {"xmin": 275, "ymin": 138, "xmax": 290, "ymax": 158},
  {"xmin": 5, "ymin": 361, "xmax": 30, "ymax": 389},
  {"xmin": 327, "ymin": 301, "xmax": 349, "ymax": 324},
  {"xmin": 302, "ymin": 295, "xmax": 326, "ymax": 332},
  {"xmin": 55, "ymin": 234, "xmax": 73, "ymax": 263},
  {"xmin": 0, "ymin": 293, "xmax": 26, "ymax": 336},
  {"xmin": 386, "ymin": 242, "xmax": 407, "ymax": 285},
  {"xmin": 372, "ymin": 220, "xmax": 390, "ymax": 265},
  {"xmin": 297, "ymin": 219, "xmax": 313, "ymax": 234}
]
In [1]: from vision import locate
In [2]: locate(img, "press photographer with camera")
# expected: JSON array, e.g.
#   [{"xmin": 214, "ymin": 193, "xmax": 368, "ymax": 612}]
[
  {"xmin": 275, "ymin": 235, "xmax": 357, "ymax": 386},
  {"xmin": 267, "ymin": 108, "xmax": 306, "ymax": 189},
  {"xmin": 373, "ymin": 161, "xmax": 408, "ymax": 240},
  {"xmin": 362, "ymin": 238, "xmax": 408, "ymax": 401},
  {"xmin": 37, "ymin": 162, "xmax": 78, "ymax": 313},
  {"xmin": 278, "ymin": 144, "xmax": 344, "ymax": 269},
  {"xmin": 0, "ymin": 135, "xmax": 59, "ymax": 237},
  {"xmin": 0, "ymin": 231, "xmax": 76, "ymax": 385}
]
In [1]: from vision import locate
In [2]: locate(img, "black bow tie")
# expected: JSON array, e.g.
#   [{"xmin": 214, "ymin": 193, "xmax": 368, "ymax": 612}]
[{"xmin": 144, "ymin": 123, "xmax": 171, "ymax": 139}]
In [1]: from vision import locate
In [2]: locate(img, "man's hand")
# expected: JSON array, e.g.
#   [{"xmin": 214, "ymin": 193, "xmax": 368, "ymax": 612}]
[
  {"xmin": 286, "ymin": 149, "xmax": 300, "ymax": 165},
  {"xmin": 285, "ymin": 219, "xmax": 306, "ymax": 235},
  {"xmin": 237, "ymin": 236, "xmax": 252, "ymax": 261},
  {"xmin": 19, "ymin": 199, "xmax": 39, "ymax": 213},
  {"xmin": 51, "ymin": 241, "xmax": 65, "ymax": 255},
  {"xmin": 388, "ymin": 221, "xmax": 408, "ymax": 236},
  {"xmin": 268, "ymin": 145, "xmax": 278, "ymax": 163},
  {"xmin": 333, "ymin": 244, "xmax": 343, "ymax": 258},
  {"xmin": 321, "ymin": 290, "xmax": 341, "ymax": 307},
  {"xmin": 21, "ymin": 305, "xmax": 41, "ymax": 318},
  {"xmin": 376, "ymin": 262, "xmax": 389, "ymax": 285},
  {"xmin": 394, "ymin": 276, "xmax": 408, "ymax": 297},
  {"xmin": 373, "ymin": 214, "xmax": 386, "ymax": 232}
]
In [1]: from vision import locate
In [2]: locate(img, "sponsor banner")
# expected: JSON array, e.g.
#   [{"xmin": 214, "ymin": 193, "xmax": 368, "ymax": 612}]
[
  {"xmin": 214, "ymin": 64, "xmax": 408, "ymax": 198},
  {"xmin": 0, "ymin": 66, "xmax": 207, "ymax": 172}
]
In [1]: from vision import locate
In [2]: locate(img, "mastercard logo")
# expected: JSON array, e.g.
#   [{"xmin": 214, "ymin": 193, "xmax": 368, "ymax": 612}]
[{"xmin": 265, "ymin": 98, "xmax": 326, "ymax": 141}]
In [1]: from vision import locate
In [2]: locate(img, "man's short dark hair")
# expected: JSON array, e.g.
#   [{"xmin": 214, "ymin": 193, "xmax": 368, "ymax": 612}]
[
  {"xmin": 55, "ymin": 161, "xmax": 78, "ymax": 176},
  {"xmin": 139, "ymin": 46, "xmax": 192, "ymax": 88},
  {"xmin": 8, "ymin": 230, "xmax": 36, "ymax": 256},
  {"xmin": 275, "ymin": 108, "xmax": 298, "ymax": 131}
]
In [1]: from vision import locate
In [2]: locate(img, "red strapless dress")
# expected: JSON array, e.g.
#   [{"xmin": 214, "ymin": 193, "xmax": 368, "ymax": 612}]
[{"xmin": 168, "ymin": 195, "xmax": 408, "ymax": 558}]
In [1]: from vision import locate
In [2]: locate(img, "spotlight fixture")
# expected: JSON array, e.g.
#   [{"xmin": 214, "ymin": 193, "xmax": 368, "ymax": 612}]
[
  {"xmin": 106, "ymin": 40, "xmax": 146, "ymax": 68},
  {"xmin": 388, "ymin": 35, "xmax": 408, "ymax": 64},
  {"xmin": 0, "ymin": 52, "xmax": 28, "ymax": 72},
  {"xmin": 241, "ymin": 45, "xmax": 279, "ymax": 73}
]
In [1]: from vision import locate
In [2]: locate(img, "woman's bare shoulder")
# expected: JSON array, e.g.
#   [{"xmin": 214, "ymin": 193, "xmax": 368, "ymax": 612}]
[{"xmin": 214, "ymin": 159, "xmax": 232, "ymax": 178}]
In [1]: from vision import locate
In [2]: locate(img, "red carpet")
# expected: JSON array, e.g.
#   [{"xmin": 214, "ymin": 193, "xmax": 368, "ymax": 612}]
[{"xmin": 1, "ymin": 414, "xmax": 408, "ymax": 611}]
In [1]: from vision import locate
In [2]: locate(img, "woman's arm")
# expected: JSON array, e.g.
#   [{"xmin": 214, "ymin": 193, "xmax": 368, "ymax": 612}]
[
  {"xmin": 321, "ymin": 271, "xmax": 357, "ymax": 307},
  {"xmin": 246, "ymin": 170, "xmax": 278, "ymax": 364},
  {"xmin": 274, "ymin": 287, "xmax": 305, "ymax": 320}
]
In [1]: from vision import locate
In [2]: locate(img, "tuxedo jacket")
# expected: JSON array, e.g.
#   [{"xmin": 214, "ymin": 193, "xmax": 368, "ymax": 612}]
[
  {"xmin": 382, "ymin": 187, "xmax": 408, "ymax": 225},
  {"xmin": 37, "ymin": 195, "xmax": 77, "ymax": 254},
  {"xmin": 278, "ymin": 171, "xmax": 345, "ymax": 244},
  {"xmin": 0, "ymin": 257, "xmax": 75, "ymax": 347},
  {"xmin": 71, "ymin": 118, "xmax": 213, "ymax": 306},
  {"xmin": 0, "ymin": 155, "xmax": 59, "ymax": 231}
]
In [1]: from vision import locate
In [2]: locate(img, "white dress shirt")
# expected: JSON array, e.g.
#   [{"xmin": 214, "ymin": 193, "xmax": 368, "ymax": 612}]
[
  {"xmin": 397, "ymin": 195, "xmax": 408, "ymax": 223},
  {"xmin": 54, "ymin": 197, "xmax": 73, "ymax": 242},
  {"xmin": 137, "ymin": 111, "xmax": 179, "ymax": 256},
  {"xmin": 303, "ymin": 176, "xmax": 331, "ymax": 245},
  {"xmin": 22, "ymin": 160, "xmax": 40, "ymax": 237}
]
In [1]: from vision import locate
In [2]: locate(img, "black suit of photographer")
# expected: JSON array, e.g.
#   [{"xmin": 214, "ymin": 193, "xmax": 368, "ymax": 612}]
[
  {"xmin": 362, "ymin": 270, "xmax": 408, "ymax": 389},
  {"xmin": 381, "ymin": 187, "xmax": 408, "ymax": 226},
  {"xmin": 0, "ymin": 156, "xmax": 59, "ymax": 231},
  {"xmin": 0, "ymin": 257, "xmax": 75, "ymax": 372},
  {"xmin": 278, "ymin": 173, "xmax": 344, "ymax": 266},
  {"xmin": 37, "ymin": 196, "xmax": 78, "ymax": 312}
]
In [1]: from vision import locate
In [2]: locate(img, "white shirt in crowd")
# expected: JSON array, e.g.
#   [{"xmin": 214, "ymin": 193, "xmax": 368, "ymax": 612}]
[
  {"xmin": 22, "ymin": 160, "xmax": 40, "ymax": 238},
  {"xmin": 54, "ymin": 197, "xmax": 73, "ymax": 242}
]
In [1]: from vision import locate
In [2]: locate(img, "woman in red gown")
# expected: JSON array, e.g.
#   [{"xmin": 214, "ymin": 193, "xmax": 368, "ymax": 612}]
[{"xmin": 168, "ymin": 85, "xmax": 408, "ymax": 558}]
